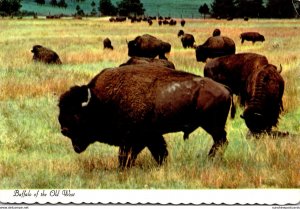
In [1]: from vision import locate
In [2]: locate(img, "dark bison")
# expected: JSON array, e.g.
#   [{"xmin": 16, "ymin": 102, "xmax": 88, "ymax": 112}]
[
  {"xmin": 103, "ymin": 38, "xmax": 113, "ymax": 50},
  {"xmin": 195, "ymin": 36, "xmax": 236, "ymax": 62},
  {"xmin": 120, "ymin": 57, "xmax": 175, "ymax": 69},
  {"xmin": 240, "ymin": 32, "xmax": 265, "ymax": 44},
  {"xmin": 212, "ymin": 28, "xmax": 221, "ymax": 36},
  {"xmin": 178, "ymin": 31, "xmax": 195, "ymax": 49},
  {"xmin": 58, "ymin": 65, "xmax": 235, "ymax": 168},
  {"xmin": 127, "ymin": 34, "xmax": 171, "ymax": 60},
  {"xmin": 204, "ymin": 53, "xmax": 284, "ymax": 134},
  {"xmin": 180, "ymin": 19, "xmax": 186, "ymax": 27},
  {"xmin": 31, "ymin": 45, "xmax": 62, "ymax": 64}
]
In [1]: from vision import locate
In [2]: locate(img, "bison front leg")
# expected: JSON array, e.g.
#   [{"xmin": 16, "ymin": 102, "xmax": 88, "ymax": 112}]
[
  {"xmin": 203, "ymin": 123, "xmax": 228, "ymax": 157},
  {"xmin": 118, "ymin": 144, "xmax": 145, "ymax": 168},
  {"xmin": 208, "ymin": 130, "xmax": 228, "ymax": 158},
  {"xmin": 147, "ymin": 135, "xmax": 168, "ymax": 165}
]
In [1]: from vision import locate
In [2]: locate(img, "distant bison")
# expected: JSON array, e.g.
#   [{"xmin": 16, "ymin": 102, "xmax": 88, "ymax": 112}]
[
  {"xmin": 180, "ymin": 19, "xmax": 186, "ymax": 27},
  {"xmin": 240, "ymin": 32, "xmax": 265, "ymax": 44},
  {"xmin": 212, "ymin": 28, "xmax": 221, "ymax": 36},
  {"xmin": 204, "ymin": 53, "xmax": 284, "ymax": 134},
  {"xmin": 178, "ymin": 31, "xmax": 195, "ymax": 49},
  {"xmin": 31, "ymin": 45, "xmax": 62, "ymax": 64},
  {"xmin": 58, "ymin": 65, "xmax": 235, "ymax": 168},
  {"xmin": 127, "ymin": 34, "xmax": 171, "ymax": 60},
  {"xmin": 103, "ymin": 38, "xmax": 113, "ymax": 50},
  {"xmin": 195, "ymin": 36, "xmax": 236, "ymax": 62},
  {"xmin": 120, "ymin": 57, "xmax": 175, "ymax": 69}
]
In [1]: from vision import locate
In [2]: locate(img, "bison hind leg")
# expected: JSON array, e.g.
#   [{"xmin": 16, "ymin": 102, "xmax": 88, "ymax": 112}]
[
  {"xmin": 147, "ymin": 135, "xmax": 168, "ymax": 165},
  {"xmin": 118, "ymin": 144, "xmax": 145, "ymax": 169}
]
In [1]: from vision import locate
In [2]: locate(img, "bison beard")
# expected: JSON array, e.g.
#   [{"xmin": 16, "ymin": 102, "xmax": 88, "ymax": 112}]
[{"xmin": 58, "ymin": 65, "xmax": 234, "ymax": 168}]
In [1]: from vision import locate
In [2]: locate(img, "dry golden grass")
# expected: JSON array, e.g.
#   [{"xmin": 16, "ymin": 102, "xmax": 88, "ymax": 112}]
[{"xmin": 0, "ymin": 18, "xmax": 299, "ymax": 189}]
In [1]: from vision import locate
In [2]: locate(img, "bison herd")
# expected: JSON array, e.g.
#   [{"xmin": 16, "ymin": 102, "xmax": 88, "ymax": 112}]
[{"xmin": 29, "ymin": 22, "xmax": 289, "ymax": 169}]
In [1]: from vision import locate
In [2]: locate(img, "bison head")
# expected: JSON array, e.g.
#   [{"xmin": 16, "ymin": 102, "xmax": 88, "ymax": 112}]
[
  {"xmin": 127, "ymin": 36, "xmax": 142, "ymax": 57},
  {"xmin": 241, "ymin": 64, "xmax": 284, "ymax": 133},
  {"xmin": 58, "ymin": 85, "xmax": 93, "ymax": 153}
]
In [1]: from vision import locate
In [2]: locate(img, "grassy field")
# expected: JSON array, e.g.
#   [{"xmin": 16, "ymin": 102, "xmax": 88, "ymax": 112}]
[{"xmin": 0, "ymin": 17, "xmax": 299, "ymax": 189}]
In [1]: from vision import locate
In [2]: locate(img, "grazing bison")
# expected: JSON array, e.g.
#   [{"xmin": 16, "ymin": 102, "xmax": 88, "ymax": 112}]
[
  {"xmin": 240, "ymin": 32, "xmax": 265, "ymax": 44},
  {"xmin": 103, "ymin": 38, "xmax": 113, "ymax": 50},
  {"xmin": 204, "ymin": 53, "xmax": 284, "ymax": 134},
  {"xmin": 127, "ymin": 34, "xmax": 171, "ymax": 60},
  {"xmin": 195, "ymin": 36, "xmax": 236, "ymax": 62},
  {"xmin": 58, "ymin": 65, "xmax": 235, "ymax": 168},
  {"xmin": 119, "ymin": 57, "xmax": 175, "ymax": 69},
  {"xmin": 31, "ymin": 45, "xmax": 62, "ymax": 64},
  {"xmin": 178, "ymin": 31, "xmax": 195, "ymax": 49}
]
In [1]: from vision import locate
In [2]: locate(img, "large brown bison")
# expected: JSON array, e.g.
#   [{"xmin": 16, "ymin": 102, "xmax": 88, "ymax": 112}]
[
  {"xmin": 58, "ymin": 65, "xmax": 235, "ymax": 168},
  {"xmin": 204, "ymin": 53, "xmax": 284, "ymax": 134},
  {"xmin": 127, "ymin": 34, "xmax": 171, "ymax": 60},
  {"xmin": 240, "ymin": 32, "xmax": 265, "ymax": 44},
  {"xmin": 195, "ymin": 36, "xmax": 236, "ymax": 62},
  {"xmin": 119, "ymin": 57, "xmax": 175, "ymax": 69},
  {"xmin": 31, "ymin": 45, "xmax": 62, "ymax": 64}
]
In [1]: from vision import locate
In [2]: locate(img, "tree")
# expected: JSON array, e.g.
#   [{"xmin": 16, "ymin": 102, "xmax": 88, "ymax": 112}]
[
  {"xmin": 266, "ymin": 0, "xmax": 295, "ymax": 18},
  {"xmin": 198, "ymin": 3, "xmax": 210, "ymax": 19},
  {"xmin": 0, "ymin": 0, "xmax": 22, "ymax": 16},
  {"xmin": 211, "ymin": 0, "xmax": 236, "ymax": 18},
  {"xmin": 90, "ymin": 1, "xmax": 97, "ymax": 16},
  {"xmin": 235, "ymin": 0, "xmax": 265, "ymax": 18},
  {"xmin": 99, "ymin": 0, "xmax": 117, "ymax": 16},
  {"xmin": 117, "ymin": 0, "xmax": 145, "ymax": 16},
  {"xmin": 34, "ymin": 0, "xmax": 45, "ymax": 5},
  {"xmin": 50, "ymin": 0, "xmax": 57, "ymax": 7},
  {"xmin": 58, "ymin": 0, "xmax": 67, "ymax": 8}
]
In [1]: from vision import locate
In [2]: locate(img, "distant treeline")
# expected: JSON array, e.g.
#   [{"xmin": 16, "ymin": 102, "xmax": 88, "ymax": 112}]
[{"xmin": 0, "ymin": 0, "xmax": 299, "ymax": 18}]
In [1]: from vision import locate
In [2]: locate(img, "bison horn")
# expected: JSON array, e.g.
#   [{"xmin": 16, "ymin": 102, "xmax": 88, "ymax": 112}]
[
  {"xmin": 278, "ymin": 64, "xmax": 282, "ymax": 73},
  {"xmin": 81, "ymin": 87, "xmax": 91, "ymax": 107}
]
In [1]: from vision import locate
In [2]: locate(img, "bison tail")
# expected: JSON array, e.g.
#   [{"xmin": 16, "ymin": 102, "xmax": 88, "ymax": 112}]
[{"xmin": 230, "ymin": 96, "xmax": 236, "ymax": 119}]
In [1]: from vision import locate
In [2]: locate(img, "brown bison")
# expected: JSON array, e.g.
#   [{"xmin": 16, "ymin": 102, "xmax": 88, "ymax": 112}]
[
  {"xmin": 119, "ymin": 57, "xmax": 175, "ymax": 69},
  {"xmin": 103, "ymin": 37, "xmax": 113, "ymax": 50},
  {"xmin": 240, "ymin": 32, "xmax": 265, "ymax": 44},
  {"xmin": 31, "ymin": 45, "xmax": 62, "ymax": 64},
  {"xmin": 127, "ymin": 34, "xmax": 171, "ymax": 60},
  {"xmin": 178, "ymin": 31, "xmax": 195, "ymax": 49},
  {"xmin": 204, "ymin": 53, "xmax": 284, "ymax": 134},
  {"xmin": 212, "ymin": 28, "xmax": 221, "ymax": 36},
  {"xmin": 195, "ymin": 36, "xmax": 236, "ymax": 62},
  {"xmin": 58, "ymin": 65, "xmax": 235, "ymax": 168}
]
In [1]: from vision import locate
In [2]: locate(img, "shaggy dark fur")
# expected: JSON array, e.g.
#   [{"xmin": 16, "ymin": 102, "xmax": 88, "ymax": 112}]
[
  {"xmin": 31, "ymin": 45, "xmax": 62, "ymax": 64},
  {"xmin": 195, "ymin": 36, "xmax": 236, "ymax": 62},
  {"xmin": 58, "ymin": 65, "xmax": 235, "ymax": 168},
  {"xmin": 204, "ymin": 53, "xmax": 284, "ymax": 134},
  {"xmin": 127, "ymin": 34, "xmax": 171, "ymax": 60},
  {"xmin": 119, "ymin": 57, "xmax": 175, "ymax": 69}
]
